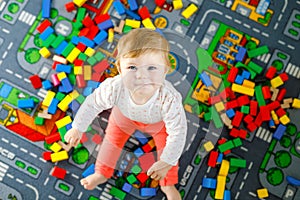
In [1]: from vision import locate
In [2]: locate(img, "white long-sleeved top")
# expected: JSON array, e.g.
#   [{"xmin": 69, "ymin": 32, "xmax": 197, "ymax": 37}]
[{"xmin": 72, "ymin": 75, "xmax": 187, "ymax": 166}]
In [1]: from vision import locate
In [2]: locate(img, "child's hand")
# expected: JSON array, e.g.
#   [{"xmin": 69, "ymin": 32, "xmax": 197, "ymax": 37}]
[
  {"xmin": 64, "ymin": 128, "xmax": 82, "ymax": 147},
  {"xmin": 147, "ymin": 160, "xmax": 172, "ymax": 181}
]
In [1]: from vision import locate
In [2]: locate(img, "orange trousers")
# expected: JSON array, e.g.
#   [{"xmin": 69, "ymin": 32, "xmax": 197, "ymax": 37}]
[{"xmin": 95, "ymin": 106, "xmax": 178, "ymax": 186}]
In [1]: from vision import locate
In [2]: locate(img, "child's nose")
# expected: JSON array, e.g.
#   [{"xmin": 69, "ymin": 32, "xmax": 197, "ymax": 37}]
[{"xmin": 136, "ymin": 68, "xmax": 148, "ymax": 79}]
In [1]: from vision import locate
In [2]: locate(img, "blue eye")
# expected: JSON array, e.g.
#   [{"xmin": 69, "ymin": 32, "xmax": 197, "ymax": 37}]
[
  {"xmin": 148, "ymin": 66, "xmax": 157, "ymax": 70},
  {"xmin": 128, "ymin": 66, "xmax": 137, "ymax": 70}
]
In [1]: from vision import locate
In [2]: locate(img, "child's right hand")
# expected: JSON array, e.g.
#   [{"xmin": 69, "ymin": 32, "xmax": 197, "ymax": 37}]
[{"xmin": 64, "ymin": 128, "xmax": 83, "ymax": 147}]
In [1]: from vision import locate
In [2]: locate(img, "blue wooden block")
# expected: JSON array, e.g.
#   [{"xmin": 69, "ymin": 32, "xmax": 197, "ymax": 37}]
[
  {"xmin": 42, "ymin": 80, "xmax": 52, "ymax": 90},
  {"xmin": 199, "ymin": 71, "xmax": 212, "ymax": 87},
  {"xmin": 65, "ymin": 123, "xmax": 72, "ymax": 131},
  {"xmin": 82, "ymin": 164, "xmax": 95, "ymax": 178},
  {"xmin": 79, "ymin": 36, "xmax": 95, "ymax": 48},
  {"xmin": 217, "ymin": 153, "xmax": 223, "ymax": 163},
  {"xmin": 134, "ymin": 130, "xmax": 148, "ymax": 144},
  {"xmin": 125, "ymin": 9, "xmax": 141, "ymax": 20},
  {"xmin": 0, "ymin": 83, "xmax": 12, "ymax": 98},
  {"xmin": 269, "ymin": 119, "xmax": 275, "ymax": 128},
  {"xmin": 273, "ymin": 124, "xmax": 286, "ymax": 140},
  {"xmin": 48, "ymin": 98, "xmax": 59, "ymax": 114},
  {"xmin": 234, "ymin": 75, "xmax": 244, "ymax": 84},
  {"xmin": 113, "ymin": 0, "xmax": 126, "ymax": 15},
  {"xmin": 87, "ymin": 80, "xmax": 100, "ymax": 89},
  {"xmin": 128, "ymin": 0, "xmax": 138, "ymax": 11},
  {"xmin": 18, "ymin": 99, "xmax": 35, "ymax": 109},
  {"xmin": 61, "ymin": 78, "xmax": 73, "ymax": 93},
  {"xmin": 140, "ymin": 188, "xmax": 156, "ymax": 197},
  {"xmin": 42, "ymin": 0, "xmax": 52, "ymax": 18},
  {"xmin": 122, "ymin": 183, "xmax": 132, "ymax": 193},
  {"xmin": 241, "ymin": 70, "xmax": 250, "ymax": 80},
  {"xmin": 235, "ymin": 46, "xmax": 246, "ymax": 62},
  {"xmin": 226, "ymin": 108, "xmax": 235, "ymax": 118},
  {"xmin": 69, "ymin": 100, "xmax": 80, "ymax": 112},
  {"xmin": 202, "ymin": 177, "xmax": 217, "ymax": 189},
  {"xmin": 56, "ymin": 64, "xmax": 72, "ymax": 73},
  {"xmin": 93, "ymin": 30, "xmax": 108, "ymax": 45},
  {"xmin": 71, "ymin": 36, "xmax": 80, "ymax": 45},
  {"xmin": 97, "ymin": 19, "xmax": 114, "ymax": 30},
  {"xmin": 133, "ymin": 147, "xmax": 144, "ymax": 157},
  {"xmin": 55, "ymin": 41, "xmax": 68, "ymax": 55},
  {"xmin": 40, "ymin": 26, "xmax": 54, "ymax": 40},
  {"xmin": 83, "ymin": 87, "xmax": 93, "ymax": 96},
  {"xmin": 224, "ymin": 190, "xmax": 231, "ymax": 200}
]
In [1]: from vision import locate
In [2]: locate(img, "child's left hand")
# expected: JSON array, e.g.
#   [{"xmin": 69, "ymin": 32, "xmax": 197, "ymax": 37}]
[{"xmin": 147, "ymin": 160, "xmax": 172, "ymax": 181}]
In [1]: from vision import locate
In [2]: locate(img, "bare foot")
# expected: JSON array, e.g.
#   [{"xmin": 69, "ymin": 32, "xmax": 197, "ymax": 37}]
[
  {"xmin": 80, "ymin": 173, "xmax": 108, "ymax": 190},
  {"xmin": 161, "ymin": 185, "xmax": 182, "ymax": 200}
]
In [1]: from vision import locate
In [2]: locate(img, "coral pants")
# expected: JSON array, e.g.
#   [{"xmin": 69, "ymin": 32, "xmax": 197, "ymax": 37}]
[{"xmin": 95, "ymin": 106, "xmax": 178, "ymax": 186}]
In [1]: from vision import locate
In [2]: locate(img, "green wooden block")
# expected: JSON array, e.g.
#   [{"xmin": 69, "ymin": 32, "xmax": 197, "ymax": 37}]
[
  {"xmin": 241, "ymin": 106, "xmax": 249, "ymax": 114},
  {"xmin": 218, "ymin": 140, "xmax": 234, "ymax": 153},
  {"xmin": 58, "ymin": 127, "xmax": 67, "ymax": 141},
  {"xmin": 55, "ymin": 92, "xmax": 66, "ymax": 101},
  {"xmin": 42, "ymin": 34, "xmax": 56, "ymax": 48},
  {"xmin": 78, "ymin": 53, "xmax": 88, "ymax": 61},
  {"xmin": 76, "ymin": 7, "xmax": 86, "ymax": 21},
  {"xmin": 236, "ymin": 62, "xmax": 257, "ymax": 79},
  {"xmin": 109, "ymin": 186, "xmax": 126, "ymax": 200},
  {"xmin": 76, "ymin": 94, "xmax": 86, "ymax": 104},
  {"xmin": 123, "ymin": 25, "xmax": 132, "ymax": 34},
  {"xmin": 255, "ymin": 85, "xmax": 266, "ymax": 106},
  {"xmin": 203, "ymin": 111, "xmax": 212, "ymax": 122},
  {"xmin": 68, "ymin": 73, "xmax": 76, "ymax": 85},
  {"xmin": 248, "ymin": 61, "xmax": 263, "ymax": 74},
  {"xmin": 247, "ymin": 45, "xmax": 269, "ymax": 58},
  {"xmin": 230, "ymin": 158, "xmax": 246, "ymax": 168},
  {"xmin": 233, "ymin": 138, "xmax": 242, "ymax": 147},
  {"xmin": 34, "ymin": 116, "xmax": 44, "ymax": 125},
  {"xmin": 87, "ymin": 56, "xmax": 97, "ymax": 66},
  {"xmin": 131, "ymin": 165, "xmax": 142, "ymax": 175},
  {"xmin": 51, "ymin": 35, "xmax": 65, "ymax": 49},
  {"xmin": 126, "ymin": 174, "xmax": 137, "ymax": 184},
  {"xmin": 94, "ymin": 51, "xmax": 105, "ymax": 62},
  {"xmin": 62, "ymin": 43, "xmax": 75, "ymax": 58}
]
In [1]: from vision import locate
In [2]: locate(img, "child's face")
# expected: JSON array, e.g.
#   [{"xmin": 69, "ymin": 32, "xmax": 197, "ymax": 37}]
[{"xmin": 119, "ymin": 52, "xmax": 168, "ymax": 97}]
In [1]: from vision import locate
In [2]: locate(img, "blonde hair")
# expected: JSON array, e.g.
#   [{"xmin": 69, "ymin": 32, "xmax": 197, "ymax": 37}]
[{"xmin": 116, "ymin": 28, "xmax": 170, "ymax": 68}]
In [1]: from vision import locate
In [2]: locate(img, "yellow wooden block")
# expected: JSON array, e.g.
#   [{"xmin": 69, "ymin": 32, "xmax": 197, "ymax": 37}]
[
  {"xmin": 219, "ymin": 160, "xmax": 230, "ymax": 176},
  {"xmin": 215, "ymin": 175, "xmax": 226, "ymax": 199},
  {"xmin": 74, "ymin": 66, "xmax": 83, "ymax": 75},
  {"xmin": 50, "ymin": 142, "xmax": 62, "ymax": 153},
  {"xmin": 66, "ymin": 47, "xmax": 81, "ymax": 63},
  {"xmin": 51, "ymin": 150, "xmax": 69, "ymax": 162},
  {"xmin": 270, "ymin": 76, "xmax": 284, "ymax": 88},
  {"xmin": 68, "ymin": 90, "xmax": 79, "ymax": 99},
  {"xmin": 55, "ymin": 116, "xmax": 72, "ymax": 129},
  {"xmin": 215, "ymin": 102, "xmax": 225, "ymax": 112},
  {"xmin": 271, "ymin": 110, "xmax": 279, "ymax": 121},
  {"xmin": 242, "ymin": 79, "xmax": 255, "ymax": 88},
  {"xmin": 173, "ymin": 0, "xmax": 183, "ymax": 10},
  {"xmin": 142, "ymin": 18, "xmax": 156, "ymax": 30},
  {"xmin": 181, "ymin": 3, "xmax": 198, "ymax": 19},
  {"xmin": 232, "ymin": 83, "xmax": 254, "ymax": 96},
  {"xmin": 203, "ymin": 141, "xmax": 214, "ymax": 152},
  {"xmin": 108, "ymin": 28, "xmax": 114, "ymax": 43},
  {"xmin": 84, "ymin": 65, "xmax": 92, "ymax": 80},
  {"xmin": 42, "ymin": 91, "xmax": 56, "ymax": 107},
  {"xmin": 292, "ymin": 98, "xmax": 300, "ymax": 108},
  {"xmin": 84, "ymin": 47, "xmax": 95, "ymax": 57},
  {"xmin": 39, "ymin": 47, "xmax": 51, "ymax": 58},
  {"xmin": 73, "ymin": 0, "xmax": 87, "ymax": 7},
  {"xmin": 279, "ymin": 115, "xmax": 290, "ymax": 125},
  {"xmin": 57, "ymin": 95, "xmax": 73, "ymax": 112},
  {"xmin": 125, "ymin": 19, "xmax": 141, "ymax": 28},
  {"xmin": 257, "ymin": 188, "xmax": 269, "ymax": 199},
  {"xmin": 57, "ymin": 72, "xmax": 67, "ymax": 81}
]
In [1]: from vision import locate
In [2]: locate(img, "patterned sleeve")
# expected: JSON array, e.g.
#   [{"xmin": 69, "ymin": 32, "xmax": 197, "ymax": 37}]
[
  {"xmin": 160, "ymin": 91, "xmax": 187, "ymax": 166},
  {"xmin": 72, "ymin": 77, "xmax": 119, "ymax": 133}
]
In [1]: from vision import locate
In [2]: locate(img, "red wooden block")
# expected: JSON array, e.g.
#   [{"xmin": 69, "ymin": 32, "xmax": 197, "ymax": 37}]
[
  {"xmin": 277, "ymin": 88, "xmax": 286, "ymax": 102},
  {"xmin": 265, "ymin": 66, "xmax": 277, "ymax": 79},
  {"xmin": 231, "ymin": 111, "xmax": 244, "ymax": 127},
  {"xmin": 239, "ymin": 129, "xmax": 248, "ymax": 139},
  {"xmin": 260, "ymin": 106, "xmax": 271, "ymax": 121},
  {"xmin": 250, "ymin": 100, "xmax": 258, "ymax": 116},
  {"xmin": 208, "ymin": 96, "xmax": 221, "ymax": 105},
  {"xmin": 43, "ymin": 151, "xmax": 52, "ymax": 161},
  {"xmin": 237, "ymin": 95, "xmax": 250, "ymax": 107},
  {"xmin": 45, "ymin": 133, "xmax": 61, "ymax": 144},
  {"xmin": 267, "ymin": 101, "xmax": 280, "ymax": 111},
  {"xmin": 51, "ymin": 166, "xmax": 67, "ymax": 179},
  {"xmin": 249, "ymin": 0, "xmax": 259, "ymax": 6},
  {"xmin": 154, "ymin": 0, "xmax": 166, "ymax": 7},
  {"xmin": 78, "ymin": 27, "xmax": 90, "ymax": 37},
  {"xmin": 92, "ymin": 134, "xmax": 102, "ymax": 144},
  {"xmin": 227, "ymin": 67, "xmax": 239, "ymax": 83},
  {"xmin": 262, "ymin": 86, "xmax": 271, "ymax": 99},
  {"xmin": 207, "ymin": 151, "xmax": 218, "ymax": 167},
  {"xmin": 76, "ymin": 42, "xmax": 87, "ymax": 52},
  {"xmin": 254, "ymin": 112, "xmax": 263, "ymax": 127},
  {"xmin": 37, "ymin": 19, "xmax": 52, "ymax": 33},
  {"xmin": 138, "ymin": 153, "xmax": 155, "ymax": 171},
  {"xmin": 76, "ymin": 75, "xmax": 86, "ymax": 88},
  {"xmin": 225, "ymin": 100, "xmax": 239, "ymax": 109},
  {"xmin": 240, "ymin": 36, "xmax": 247, "ymax": 46},
  {"xmin": 246, "ymin": 122, "xmax": 257, "ymax": 132},
  {"xmin": 65, "ymin": 2, "xmax": 76, "ymax": 12},
  {"xmin": 243, "ymin": 114, "xmax": 254, "ymax": 124},
  {"xmin": 93, "ymin": 59, "xmax": 109, "ymax": 73},
  {"xmin": 276, "ymin": 107, "xmax": 286, "ymax": 117},
  {"xmin": 229, "ymin": 128, "xmax": 239, "ymax": 138},
  {"xmin": 29, "ymin": 75, "xmax": 43, "ymax": 89},
  {"xmin": 80, "ymin": 133, "xmax": 88, "ymax": 143},
  {"xmin": 91, "ymin": 72, "xmax": 102, "ymax": 82},
  {"xmin": 279, "ymin": 72, "xmax": 289, "ymax": 82},
  {"xmin": 74, "ymin": 59, "xmax": 84, "ymax": 66},
  {"xmin": 52, "ymin": 61, "xmax": 59, "ymax": 70},
  {"xmin": 138, "ymin": 6, "xmax": 151, "ymax": 19},
  {"xmin": 136, "ymin": 173, "xmax": 149, "ymax": 183},
  {"xmin": 142, "ymin": 143, "xmax": 153, "ymax": 153},
  {"xmin": 94, "ymin": 13, "xmax": 110, "ymax": 24},
  {"xmin": 82, "ymin": 15, "xmax": 95, "ymax": 27},
  {"xmin": 225, "ymin": 87, "xmax": 236, "ymax": 99},
  {"xmin": 223, "ymin": 150, "xmax": 231, "ymax": 155},
  {"xmin": 86, "ymin": 25, "xmax": 99, "ymax": 40}
]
